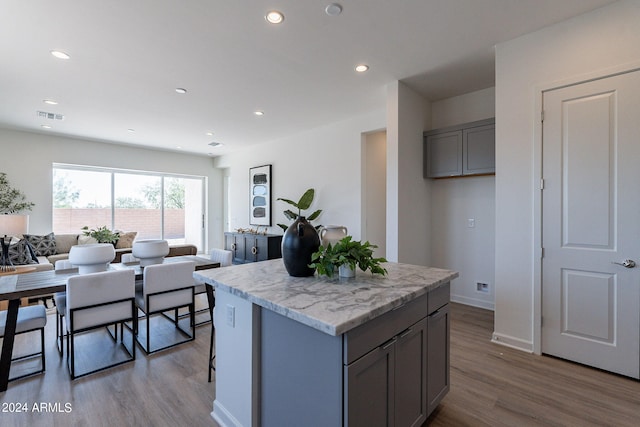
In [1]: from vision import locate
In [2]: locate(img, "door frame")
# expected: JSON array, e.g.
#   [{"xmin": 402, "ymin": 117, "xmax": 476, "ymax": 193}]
[{"xmin": 532, "ymin": 62, "xmax": 640, "ymax": 355}]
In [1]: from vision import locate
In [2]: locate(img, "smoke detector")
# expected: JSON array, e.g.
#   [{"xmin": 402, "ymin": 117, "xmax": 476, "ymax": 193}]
[{"xmin": 37, "ymin": 110, "xmax": 64, "ymax": 121}]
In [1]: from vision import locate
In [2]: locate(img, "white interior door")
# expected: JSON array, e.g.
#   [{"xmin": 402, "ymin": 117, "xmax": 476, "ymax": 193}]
[{"xmin": 542, "ymin": 70, "xmax": 640, "ymax": 379}]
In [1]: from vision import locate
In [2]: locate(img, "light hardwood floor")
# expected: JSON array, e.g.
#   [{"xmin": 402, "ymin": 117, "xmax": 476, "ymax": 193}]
[{"xmin": 1, "ymin": 302, "xmax": 638, "ymax": 426}]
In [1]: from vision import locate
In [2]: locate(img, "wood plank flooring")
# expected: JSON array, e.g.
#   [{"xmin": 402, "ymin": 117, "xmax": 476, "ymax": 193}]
[
  {"xmin": 1, "ymin": 302, "xmax": 638, "ymax": 426},
  {"xmin": 425, "ymin": 304, "xmax": 640, "ymax": 426}
]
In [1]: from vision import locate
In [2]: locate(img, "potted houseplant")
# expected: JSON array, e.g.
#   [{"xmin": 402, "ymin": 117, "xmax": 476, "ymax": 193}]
[
  {"xmin": 276, "ymin": 188, "xmax": 322, "ymax": 231},
  {"xmin": 309, "ymin": 236, "xmax": 388, "ymax": 278},
  {"xmin": 277, "ymin": 188, "xmax": 323, "ymax": 277},
  {"xmin": 81, "ymin": 225, "xmax": 120, "ymax": 245}
]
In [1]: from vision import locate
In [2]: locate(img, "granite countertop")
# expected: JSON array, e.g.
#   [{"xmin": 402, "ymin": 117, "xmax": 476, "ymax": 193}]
[{"xmin": 194, "ymin": 258, "xmax": 458, "ymax": 336}]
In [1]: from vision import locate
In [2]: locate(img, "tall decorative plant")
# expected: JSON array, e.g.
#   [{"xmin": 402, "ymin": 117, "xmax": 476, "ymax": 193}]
[
  {"xmin": 276, "ymin": 188, "xmax": 322, "ymax": 231},
  {"xmin": 0, "ymin": 172, "xmax": 35, "ymax": 213}
]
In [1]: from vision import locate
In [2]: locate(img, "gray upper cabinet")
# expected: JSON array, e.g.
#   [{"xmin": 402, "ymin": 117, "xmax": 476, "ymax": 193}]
[{"xmin": 424, "ymin": 118, "xmax": 495, "ymax": 178}]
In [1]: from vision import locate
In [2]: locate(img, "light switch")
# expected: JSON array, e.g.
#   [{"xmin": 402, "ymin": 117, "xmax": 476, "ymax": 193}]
[{"xmin": 468, "ymin": 218, "xmax": 475, "ymax": 228}]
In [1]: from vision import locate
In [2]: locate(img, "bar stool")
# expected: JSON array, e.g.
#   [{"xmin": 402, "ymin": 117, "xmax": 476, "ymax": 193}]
[
  {"xmin": 205, "ymin": 248, "xmax": 232, "ymax": 382},
  {"xmin": 0, "ymin": 305, "xmax": 47, "ymax": 381}
]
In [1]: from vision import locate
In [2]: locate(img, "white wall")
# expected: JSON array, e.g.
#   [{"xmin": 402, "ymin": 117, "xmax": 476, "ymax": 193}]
[
  {"xmin": 1, "ymin": 128, "xmax": 223, "ymax": 250},
  {"xmin": 386, "ymin": 81, "xmax": 431, "ymax": 265},
  {"xmin": 494, "ymin": 0, "xmax": 640, "ymax": 351},
  {"xmin": 214, "ymin": 109, "xmax": 386, "ymax": 238},
  {"xmin": 430, "ymin": 87, "xmax": 495, "ymax": 309}
]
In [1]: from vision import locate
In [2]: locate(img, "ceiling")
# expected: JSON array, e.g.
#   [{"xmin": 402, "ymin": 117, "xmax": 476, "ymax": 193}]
[{"xmin": 0, "ymin": 0, "xmax": 617, "ymax": 157}]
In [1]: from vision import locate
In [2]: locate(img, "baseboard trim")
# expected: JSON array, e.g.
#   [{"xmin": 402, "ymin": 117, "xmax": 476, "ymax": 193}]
[
  {"xmin": 212, "ymin": 400, "xmax": 242, "ymax": 427},
  {"xmin": 451, "ymin": 294, "xmax": 495, "ymax": 311},
  {"xmin": 491, "ymin": 332, "xmax": 534, "ymax": 353}
]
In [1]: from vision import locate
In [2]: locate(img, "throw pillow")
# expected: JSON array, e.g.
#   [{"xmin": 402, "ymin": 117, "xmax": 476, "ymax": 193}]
[
  {"xmin": 115, "ymin": 231, "xmax": 137, "ymax": 249},
  {"xmin": 23, "ymin": 232, "xmax": 57, "ymax": 256},
  {"xmin": 54, "ymin": 233, "xmax": 79, "ymax": 254},
  {"xmin": 7, "ymin": 239, "xmax": 37, "ymax": 265}
]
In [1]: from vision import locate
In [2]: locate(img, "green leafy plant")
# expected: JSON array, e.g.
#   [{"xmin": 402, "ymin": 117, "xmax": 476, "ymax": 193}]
[
  {"xmin": 309, "ymin": 236, "xmax": 388, "ymax": 277},
  {"xmin": 0, "ymin": 172, "xmax": 35, "ymax": 213},
  {"xmin": 277, "ymin": 188, "xmax": 322, "ymax": 231},
  {"xmin": 81, "ymin": 225, "xmax": 120, "ymax": 244}
]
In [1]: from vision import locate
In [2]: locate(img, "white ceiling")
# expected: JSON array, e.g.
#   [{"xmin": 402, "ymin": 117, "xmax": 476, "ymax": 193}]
[{"xmin": 0, "ymin": 0, "xmax": 617, "ymax": 157}]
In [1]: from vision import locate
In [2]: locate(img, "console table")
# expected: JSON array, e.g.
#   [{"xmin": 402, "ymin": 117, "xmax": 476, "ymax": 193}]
[{"xmin": 223, "ymin": 232, "xmax": 282, "ymax": 264}]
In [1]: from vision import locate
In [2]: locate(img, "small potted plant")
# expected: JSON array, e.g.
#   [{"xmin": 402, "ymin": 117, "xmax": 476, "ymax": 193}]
[
  {"xmin": 309, "ymin": 236, "xmax": 388, "ymax": 278},
  {"xmin": 81, "ymin": 225, "xmax": 120, "ymax": 245}
]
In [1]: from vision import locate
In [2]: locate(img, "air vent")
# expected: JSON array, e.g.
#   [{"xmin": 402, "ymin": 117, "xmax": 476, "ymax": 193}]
[
  {"xmin": 37, "ymin": 110, "xmax": 64, "ymax": 120},
  {"xmin": 208, "ymin": 141, "xmax": 223, "ymax": 147}
]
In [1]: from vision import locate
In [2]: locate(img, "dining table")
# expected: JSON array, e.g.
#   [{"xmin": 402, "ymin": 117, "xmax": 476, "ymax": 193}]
[{"xmin": 0, "ymin": 255, "xmax": 219, "ymax": 392}]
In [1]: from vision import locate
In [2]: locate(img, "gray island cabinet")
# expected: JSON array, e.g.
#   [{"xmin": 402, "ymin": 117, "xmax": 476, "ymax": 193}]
[{"xmin": 194, "ymin": 259, "xmax": 457, "ymax": 427}]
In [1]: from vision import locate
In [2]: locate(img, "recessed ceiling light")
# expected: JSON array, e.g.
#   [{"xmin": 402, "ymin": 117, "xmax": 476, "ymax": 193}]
[
  {"xmin": 325, "ymin": 3, "xmax": 343, "ymax": 16},
  {"xmin": 355, "ymin": 64, "xmax": 369, "ymax": 73},
  {"xmin": 206, "ymin": 132, "xmax": 214, "ymax": 136},
  {"xmin": 254, "ymin": 111, "xmax": 264, "ymax": 116},
  {"xmin": 176, "ymin": 146, "xmax": 182, "ymax": 149},
  {"xmin": 43, "ymin": 99, "xmax": 58, "ymax": 105},
  {"xmin": 127, "ymin": 129, "xmax": 135, "ymax": 133},
  {"xmin": 50, "ymin": 50, "xmax": 70, "ymax": 60},
  {"xmin": 175, "ymin": 88, "xmax": 187, "ymax": 94},
  {"xmin": 41, "ymin": 124, "xmax": 52, "ymax": 129},
  {"xmin": 265, "ymin": 11, "xmax": 284, "ymax": 24}
]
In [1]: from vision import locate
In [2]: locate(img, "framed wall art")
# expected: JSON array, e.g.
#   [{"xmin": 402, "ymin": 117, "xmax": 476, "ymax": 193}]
[{"xmin": 249, "ymin": 164, "xmax": 272, "ymax": 226}]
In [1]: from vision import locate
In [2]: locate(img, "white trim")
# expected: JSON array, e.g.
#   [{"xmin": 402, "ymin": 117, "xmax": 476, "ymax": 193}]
[
  {"xmin": 532, "ymin": 60, "xmax": 640, "ymax": 357},
  {"xmin": 212, "ymin": 400, "xmax": 242, "ymax": 427},
  {"xmin": 491, "ymin": 332, "xmax": 534, "ymax": 353},
  {"xmin": 451, "ymin": 294, "xmax": 494, "ymax": 311}
]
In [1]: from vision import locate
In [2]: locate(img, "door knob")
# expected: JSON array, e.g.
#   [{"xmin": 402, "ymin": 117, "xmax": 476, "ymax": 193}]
[{"xmin": 612, "ymin": 259, "xmax": 636, "ymax": 268}]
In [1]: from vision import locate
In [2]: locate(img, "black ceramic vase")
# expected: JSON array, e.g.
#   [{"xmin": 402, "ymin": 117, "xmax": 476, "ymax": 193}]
[{"xmin": 282, "ymin": 216, "xmax": 320, "ymax": 277}]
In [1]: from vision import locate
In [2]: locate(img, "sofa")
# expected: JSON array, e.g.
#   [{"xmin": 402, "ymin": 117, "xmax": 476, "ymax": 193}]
[{"xmin": 12, "ymin": 232, "xmax": 198, "ymax": 272}]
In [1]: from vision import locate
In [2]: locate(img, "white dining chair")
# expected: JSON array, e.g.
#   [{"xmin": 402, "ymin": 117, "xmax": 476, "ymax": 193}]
[
  {"xmin": 133, "ymin": 260, "xmax": 196, "ymax": 354},
  {"xmin": 66, "ymin": 269, "xmax": 136, "ymax": 379},
  {"xmin": 53, "ymin": 259, "xmax": 74, "ymax": 356}
]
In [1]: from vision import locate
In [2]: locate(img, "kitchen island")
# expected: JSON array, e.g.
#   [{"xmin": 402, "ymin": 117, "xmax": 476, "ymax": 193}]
[{"xmin": 194, "ymin": 259, "xmax": 458, "ymax": 427}]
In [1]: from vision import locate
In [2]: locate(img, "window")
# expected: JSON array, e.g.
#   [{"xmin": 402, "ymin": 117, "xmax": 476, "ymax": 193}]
[{"xmin": 52, "ymin": 164, "xmax": 205, "ymax": 250}]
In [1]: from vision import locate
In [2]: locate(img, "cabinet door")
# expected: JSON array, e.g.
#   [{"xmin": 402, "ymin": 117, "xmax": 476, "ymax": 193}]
[
  {"xmin": 345, "ymin": 341, "xmax": 395, "ymax": 427},
  {"xmin": 424, "ymin": 130, "xmax": 462, "ymax": 178},
  {"xmin": 232, "ymin": 234, "xmax": 247, "ymax": 263},
  {"xmin": 463, "ymin": 123, "xmax": 495, "ymax": 175},
  {"xmin": 395, "ymin": 318, "xmax": 428, "ymax": 427},
  {"xmin": 224, "ymin": 233, "xmax": 242, "ymax": 264},
  {"xmin": 427, "ymin": 304, "xmax": 450, "ymax": 416},
  {"xmin": 253, "ymin": 236, "xmax": 269, "ymax": 262}
]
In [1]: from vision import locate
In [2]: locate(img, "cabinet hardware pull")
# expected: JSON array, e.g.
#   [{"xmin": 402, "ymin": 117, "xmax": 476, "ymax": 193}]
[
  {"xmin": 231, "ymin": 243, "xmax": 236, "ymax": 250},
  {"xmin": 399, "ymin": 328, "xmax": 412, "ymax": 338},
  {"xmin": 381, "ymin": 338, "xmax": 397, "ymax": 350},
  {"xmin": 251, "ymin": 246, "xmax": 258, "ymax": 255},
  {"xmin": 429, "ymin": 308, "xmax": 446, "ymax": 320}
]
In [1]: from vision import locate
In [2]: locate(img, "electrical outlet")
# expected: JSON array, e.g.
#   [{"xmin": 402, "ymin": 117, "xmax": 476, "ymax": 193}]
[
  {"xmin": 476, "ymin": 282, "xmax": 489, "ymax": 293},
  {"xmin": 468, "ymin": 218, "xmax": 475, "ymax": 228},
  {"xmin": 226, "ymin": 304, "xmax": 235, "ymax": 327}
]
